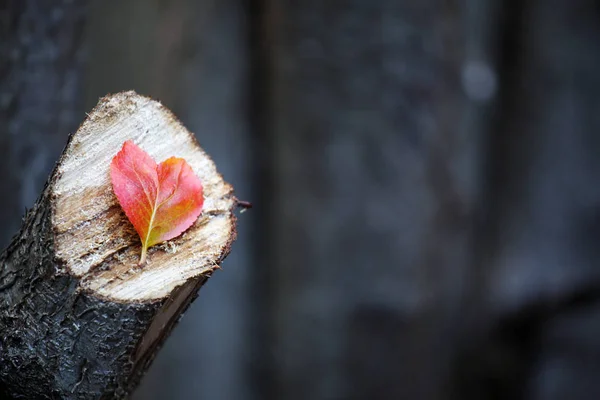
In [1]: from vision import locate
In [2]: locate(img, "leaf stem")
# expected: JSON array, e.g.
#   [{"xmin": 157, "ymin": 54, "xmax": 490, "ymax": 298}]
[{"xmin": 139, "ymin": 246, "xmax": 147, "ymax": 265}]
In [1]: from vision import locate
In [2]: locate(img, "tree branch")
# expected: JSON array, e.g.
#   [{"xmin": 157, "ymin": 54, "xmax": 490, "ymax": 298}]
[{"xmin": 0, "ymin": 91, "xmax": 238, "ymax": 399}]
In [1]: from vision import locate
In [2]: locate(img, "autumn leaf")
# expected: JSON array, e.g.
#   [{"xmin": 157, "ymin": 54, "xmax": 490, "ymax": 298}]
[{"xmin": 110, "ymin": 140, "xmax": 204, "ymax": 264}]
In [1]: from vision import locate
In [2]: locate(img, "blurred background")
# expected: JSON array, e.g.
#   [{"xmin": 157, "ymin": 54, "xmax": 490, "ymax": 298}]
[{"xmin": 2, "ymin": 0, "xmax": 600, "ymax": 399}]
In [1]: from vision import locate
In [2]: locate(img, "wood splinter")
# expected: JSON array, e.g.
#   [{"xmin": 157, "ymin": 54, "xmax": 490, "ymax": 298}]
[{"xmin": 0, "ymin": 91, "xmax": 238, "ymax": 399}]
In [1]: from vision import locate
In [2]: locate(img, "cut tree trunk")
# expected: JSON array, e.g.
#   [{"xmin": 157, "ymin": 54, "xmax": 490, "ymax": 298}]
[{"xmin": 0, "ymin": 91, "xmax": 238, "ymax": 399}]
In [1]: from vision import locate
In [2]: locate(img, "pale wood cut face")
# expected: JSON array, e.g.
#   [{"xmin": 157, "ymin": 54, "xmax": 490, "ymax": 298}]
[{"xmin": 51, "ymin": 92, "xmax": 236, "ymax": 302}]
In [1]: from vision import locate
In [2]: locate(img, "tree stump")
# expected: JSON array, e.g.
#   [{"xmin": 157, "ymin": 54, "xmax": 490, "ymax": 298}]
[{"xmin": 0, "ymin": 91, "xmax": 238, "ymax": 399}]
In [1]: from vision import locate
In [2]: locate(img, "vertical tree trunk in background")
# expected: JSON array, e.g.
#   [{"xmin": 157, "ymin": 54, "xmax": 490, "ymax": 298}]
[
  {"xmin": 0, "ymin": 0, "xmax": 88, "ymax": 247},
  {"xmin": 263, "ymin": 1, "xmax": 474, "ymax": 399},
  {"xmin": 85, "ymin": 1, "xmax": 253, "ymax": 399},
  {"xmin": 454, "ymin": 1, "xmax": 600, "ymax": 399}
]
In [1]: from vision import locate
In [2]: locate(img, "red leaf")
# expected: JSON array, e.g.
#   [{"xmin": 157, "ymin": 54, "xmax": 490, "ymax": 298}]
[{"xmin": 110, "ymin": 140, "xmax": 204, "ymax": 264}]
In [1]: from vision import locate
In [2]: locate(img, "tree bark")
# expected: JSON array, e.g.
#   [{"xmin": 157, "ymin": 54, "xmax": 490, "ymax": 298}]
[{"xmin": 0, "ymin": 92, "xmax": 238, "ymax": 399}]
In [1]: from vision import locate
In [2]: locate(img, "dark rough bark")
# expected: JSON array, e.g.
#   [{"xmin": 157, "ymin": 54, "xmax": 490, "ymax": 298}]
[
  {"xmin": 0, "ymin": 185, "xmax": 203, "ymax": 399},
  {"xmin": 0, "ymin": 0, "xmax": 88, "ymax": 248},
  {"xmin": 0, "ymin": 188, "xmax": 149, "ymax": 398}
]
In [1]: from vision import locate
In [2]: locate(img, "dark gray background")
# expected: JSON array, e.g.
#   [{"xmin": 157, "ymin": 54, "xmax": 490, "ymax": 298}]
[{"xmin": 1, "ymin": 0, "xmax": 600, "ymax": 399}]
